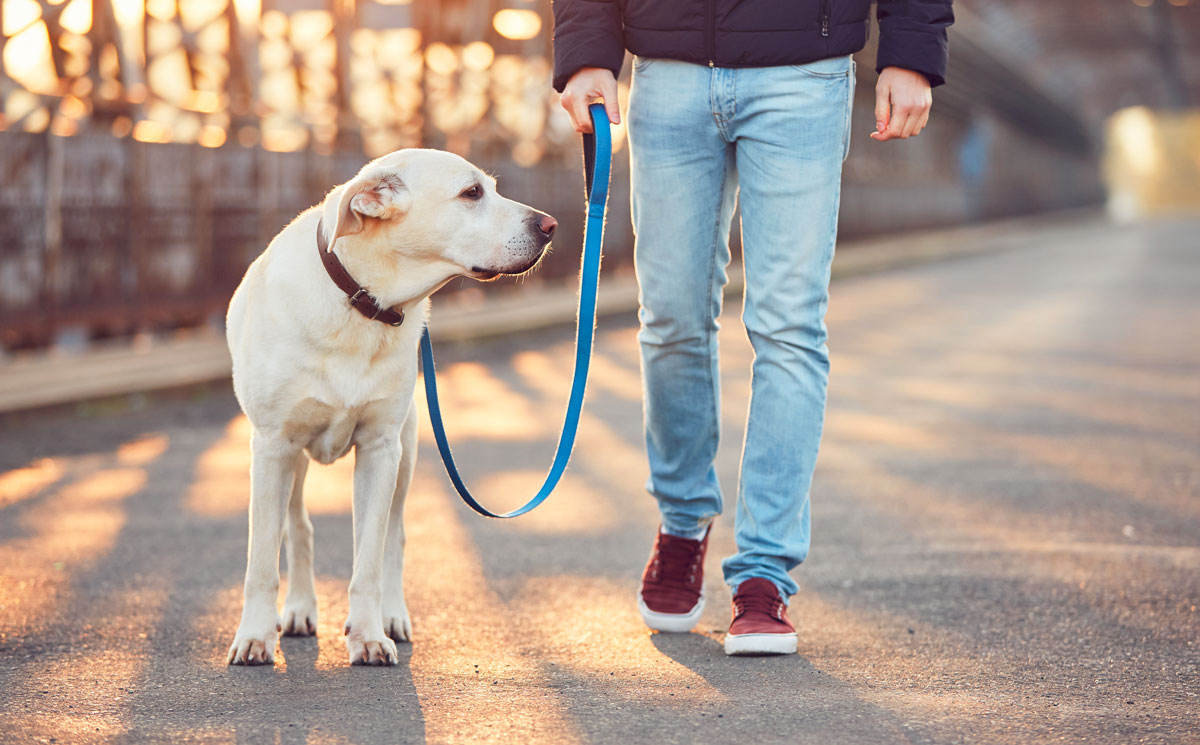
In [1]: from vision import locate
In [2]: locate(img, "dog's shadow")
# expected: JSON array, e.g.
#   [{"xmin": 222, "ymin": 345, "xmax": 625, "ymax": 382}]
[
  {"xmin": 213, "ymin": 635, "xmax": 424, "ymax": 745},
  {"xmin": 278, "ymin": 633, "xmax": 322, "ymax": 672},
  {"xmin": 277, "ymin": 633, "xmax": 417, "ymax": 674}
]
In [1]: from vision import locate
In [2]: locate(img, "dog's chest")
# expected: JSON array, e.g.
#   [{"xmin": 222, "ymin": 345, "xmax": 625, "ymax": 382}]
[
  {"xmin": 311, "ymin": 325, "xmax": 413, "ymax": 407},
  {"xmin": 320, "ymin": 353, "xmax": 401, "ymax": 406},
  {"xmin": 284, "ymin": 398, "xmax": 360, "ymax": 464},
  {"xmin": 278, "ymin": 331, "xmax": 415, "ymax": 464}
]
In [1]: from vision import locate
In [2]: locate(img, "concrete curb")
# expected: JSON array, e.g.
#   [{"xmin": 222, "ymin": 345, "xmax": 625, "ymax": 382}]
[{"xmin": 0, "ymin": 209, "xmax": 1107, "ymax": 415}]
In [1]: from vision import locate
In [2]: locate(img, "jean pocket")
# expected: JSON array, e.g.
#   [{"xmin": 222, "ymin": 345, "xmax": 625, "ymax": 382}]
[
  {"xmin": 789, "ymin": 55, "xmax": 853, "ymax": 79},
  {"xmin": 633, "ymin": 55, "xmax": 656, "ymax": 72}
]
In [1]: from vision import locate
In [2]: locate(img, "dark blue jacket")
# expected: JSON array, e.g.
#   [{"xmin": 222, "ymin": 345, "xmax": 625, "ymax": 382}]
[{"xmin": 551, "ymin": 0, "xmax": 953, "ymax": 91}]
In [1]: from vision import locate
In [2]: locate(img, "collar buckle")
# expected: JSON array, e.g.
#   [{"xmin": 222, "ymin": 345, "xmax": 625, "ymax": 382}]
[{"xmin": 319, "ymin": 219, "xmax": 405, "ymax": 329}]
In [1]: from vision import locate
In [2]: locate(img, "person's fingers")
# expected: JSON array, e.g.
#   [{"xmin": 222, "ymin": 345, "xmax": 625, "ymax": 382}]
[
  {"xmin": 599, "ymin": 77, "xmax": 621, "ymax": 124},
  {"xmin": 560, "ymin": 91, "xmax": 584, "ymax": 132},
  {"xmin": 604, "ymin": 97, "xmax": 624, "ymax": 124},
  {"xmin": 873, "ymin": 82, "xmax": 892, "ymax": 139},
  {"xmin": 914, "ymin": 109, "xmax": 931, "ymax": 137},
  {"xmin": 574, "ymin": 96, "xmax": 594, "ymax": 133},
  {"xmin": 603, "ymin": 95, "xmax": 621, "ymax": 125},
  {"xmin": 900, "ymin": 106, "xmax": 922, "ymax": 139},
  {"xmin": 565, "ymin": 88, "xmax": 593, "ymax": 133},
  {"xmin": 882, "ymin": 108, "xmax": 908, "ymax": 140},
  {"xmin": 892, "ymin": 97, "xmax": 923, "ymax": 139}
]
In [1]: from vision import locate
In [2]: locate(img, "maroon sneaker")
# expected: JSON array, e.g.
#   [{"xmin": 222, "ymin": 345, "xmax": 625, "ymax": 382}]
[
  {"xmin": 724, "ymin": 577, "xmax": 797, "ymax": 655},
  {"xmin": 637, "ymin": 525, "xmax": 710, "ymax": 632}
]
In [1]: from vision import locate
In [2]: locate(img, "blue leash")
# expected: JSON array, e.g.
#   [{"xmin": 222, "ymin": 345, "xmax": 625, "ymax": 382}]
[{"xmin": 419, "ymin": 104, "xmax": 612, "ymax": 518}]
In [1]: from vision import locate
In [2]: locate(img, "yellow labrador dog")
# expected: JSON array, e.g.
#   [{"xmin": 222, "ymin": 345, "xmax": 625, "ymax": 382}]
[{"xmin": 224, "ymin": 149, "xmax": 556, "ymax": 666}]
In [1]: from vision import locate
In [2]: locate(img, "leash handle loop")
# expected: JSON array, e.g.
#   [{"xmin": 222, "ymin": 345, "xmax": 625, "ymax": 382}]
[{"xmin": 420, "ymin": 104, "xmax": 612, "ymax": 518}]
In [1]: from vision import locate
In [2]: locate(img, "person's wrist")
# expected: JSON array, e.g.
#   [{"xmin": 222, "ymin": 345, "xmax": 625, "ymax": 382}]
[{"xmin": 881, "ymin": 66, "xmax": 932, "ymax": 89}]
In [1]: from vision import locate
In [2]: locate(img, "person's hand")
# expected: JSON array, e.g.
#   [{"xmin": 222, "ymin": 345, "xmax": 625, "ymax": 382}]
[
  {"xmin": 870, "ymin": 66, "xmax": 932, "ymax": 142},
  {"xmin": 560, "ymin": 67, "xmax": 620, "ymax": 133}
]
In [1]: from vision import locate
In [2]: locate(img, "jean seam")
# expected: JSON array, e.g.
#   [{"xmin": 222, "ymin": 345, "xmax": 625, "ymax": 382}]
[
  {"xmin": 702, "ymin": 152, "xmax": 729, "ymax": 501},
  {"xmin": 731, "ymin": 69, "xmax": 738, "ymax": 120},
  {"xmin": 831, "ymin": 92, "xmax": 848, "ymax": 252},
  {"xmin": 710, "ymin": 68, "xmax": 733, "ymax": 140},
  {"xmin": 842, "ymin": 62, "xmax": 855, "ymax": 162}
]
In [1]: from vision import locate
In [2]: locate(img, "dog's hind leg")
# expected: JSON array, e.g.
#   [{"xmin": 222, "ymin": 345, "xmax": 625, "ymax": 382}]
[
  {"xmin": 282, "ymin": 453, "xmax": 318, "ymax": 636},
  {"xmin": 382, "ymin": 404, "xmax": 417, "ymax": 643},
  {"xmin": 228, "ymin": 431, "xmax": 297, "ymax": 665}
]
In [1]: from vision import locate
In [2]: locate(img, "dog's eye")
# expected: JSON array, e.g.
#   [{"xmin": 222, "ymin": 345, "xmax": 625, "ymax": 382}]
[{"xmin": 459, "ymin": 184, "xmax": 484, "ymax": 201}]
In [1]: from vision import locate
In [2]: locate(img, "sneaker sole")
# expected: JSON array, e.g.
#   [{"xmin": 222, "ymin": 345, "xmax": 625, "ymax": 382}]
[
  {"xmin": 637, "ymin": 591, "xmax": 705, "ymax": 633},
  {"xmin": 724, "ymin": 631, "xmax": 798, "ymax": 656}
]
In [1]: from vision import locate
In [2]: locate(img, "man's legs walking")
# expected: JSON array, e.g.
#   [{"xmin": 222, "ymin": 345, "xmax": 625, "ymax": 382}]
[{"xmin": 627, "ymin": 56, "xmax": 855, "ymax": 644}]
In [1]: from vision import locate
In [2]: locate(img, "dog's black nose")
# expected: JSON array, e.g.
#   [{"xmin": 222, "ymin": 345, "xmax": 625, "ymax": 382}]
[{"xmin": 535, "ymin": 214, "xmax": 557, "ymax": 240}]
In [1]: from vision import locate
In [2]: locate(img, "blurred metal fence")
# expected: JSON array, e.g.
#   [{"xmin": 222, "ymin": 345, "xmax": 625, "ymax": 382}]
[
  {"xmin": 0, "ymin": 0, "xmax": 569, "ymax": 161},
  {"xmin": 0, "ymin": 130, "xmax": 631, "ymax": 348},
  {"xmin": 0, "ymin": 0, "xmax": 1106, "ymax": 351}
]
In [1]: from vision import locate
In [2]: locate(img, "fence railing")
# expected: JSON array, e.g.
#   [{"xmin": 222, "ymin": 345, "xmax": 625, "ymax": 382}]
[{"xmin": 0, "ymin": 130, "xmax": 633, "ymax": 349}]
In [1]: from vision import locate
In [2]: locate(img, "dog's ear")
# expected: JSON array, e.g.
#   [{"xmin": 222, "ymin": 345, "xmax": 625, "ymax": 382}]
[{"xmin": 323, "ymin": 170, "xmax": 412, "ymax": 248}]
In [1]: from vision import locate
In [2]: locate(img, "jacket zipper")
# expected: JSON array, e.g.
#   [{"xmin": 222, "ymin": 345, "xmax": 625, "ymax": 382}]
[
  {"xmin": 706, "ymin": 0, "xmax": 716, "ymax": 65},
  {"xmin": 820, "ymin": 0, "xmax": 830, "ymax": 37}
]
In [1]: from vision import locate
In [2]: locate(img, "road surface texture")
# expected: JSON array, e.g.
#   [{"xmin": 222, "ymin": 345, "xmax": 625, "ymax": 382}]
[{"xmin": 1, "ymin": 216, "xmax": 1197, "ymax": 745}]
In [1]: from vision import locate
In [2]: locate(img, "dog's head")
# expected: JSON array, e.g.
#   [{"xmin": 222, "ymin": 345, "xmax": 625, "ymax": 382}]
[{"xmin": 320, "ymin": 149, "xmax": 556, "ymax": 292}]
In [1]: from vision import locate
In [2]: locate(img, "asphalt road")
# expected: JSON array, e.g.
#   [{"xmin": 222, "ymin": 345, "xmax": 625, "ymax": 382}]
[{"xmin": 1, "ymin": 216, "xmax": 1197, "ymax": 745}]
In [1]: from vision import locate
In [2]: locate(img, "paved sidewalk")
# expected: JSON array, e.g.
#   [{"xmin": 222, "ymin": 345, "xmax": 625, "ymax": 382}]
[
  {"xmin": 0, "ymin": 210, "xmax": 1101, "ymax": 415},
  {"xmin": 0, "ymin": 215, "xmax": 1196, "ymax": 744}
]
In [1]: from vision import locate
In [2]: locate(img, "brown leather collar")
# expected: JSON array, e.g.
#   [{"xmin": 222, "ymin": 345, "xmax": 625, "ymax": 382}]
[{"xmin": 316, "ymin": 218, "xmax": 406, "ymax": 327}]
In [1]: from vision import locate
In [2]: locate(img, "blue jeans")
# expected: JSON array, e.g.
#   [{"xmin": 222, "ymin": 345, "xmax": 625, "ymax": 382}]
[{"xmin": 627, "ymin": 56, "xmax": 855, "ymax": 599}]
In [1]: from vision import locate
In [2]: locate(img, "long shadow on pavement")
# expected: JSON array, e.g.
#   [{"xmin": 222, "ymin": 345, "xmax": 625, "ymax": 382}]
[
  {"xmin": 0, "ymin": 397, "xmax": 428, "ymax": 745},
  {"xmin": 644, "ymin": 632, "xmax": 923, "ymax": 745}
]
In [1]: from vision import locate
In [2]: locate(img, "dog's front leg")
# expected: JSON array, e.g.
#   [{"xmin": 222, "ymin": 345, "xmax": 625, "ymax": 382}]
[
  {"xmin": 344, "ymin": 433, "xmax": 402, "ymax": 666},
  {"xmin": 228, "ymin": 432, "xmax": 297, "ymax": 665},
  {"xmin": 382, "ymin": 405, "xmax": 418, "ymax": 643}
]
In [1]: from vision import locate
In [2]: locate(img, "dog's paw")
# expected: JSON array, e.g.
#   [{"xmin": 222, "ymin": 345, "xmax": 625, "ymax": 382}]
[
  {"xmin": 345, "ymin": 624, "xmax": 399, "ymax": 666},
  {"xmin": 347, "ymin": 636, "xmax": 399, "ymax": 666},
  {"xmin": 384, "ymin": 609, "xmax": 413, "ymax": 643},
  {"xmin": 281, "ymin": 600, "xmax": 318, "ymax": 636},
  {"xmin": 227, "ymin": 626, "xmax": 280, "ymax": 666}
]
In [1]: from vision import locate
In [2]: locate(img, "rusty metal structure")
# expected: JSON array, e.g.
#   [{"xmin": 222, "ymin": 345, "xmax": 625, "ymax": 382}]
[
  {"xmin": 3, "ymin": 0, "xmax": 1191, "ymax": 351},
  {"xmin": 0, "ymin": 0, "xmax": 603, "ymax": 349},
  {"xmin": 0, "ymin": 0, "xmax": 567, "ymax": 157}
]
